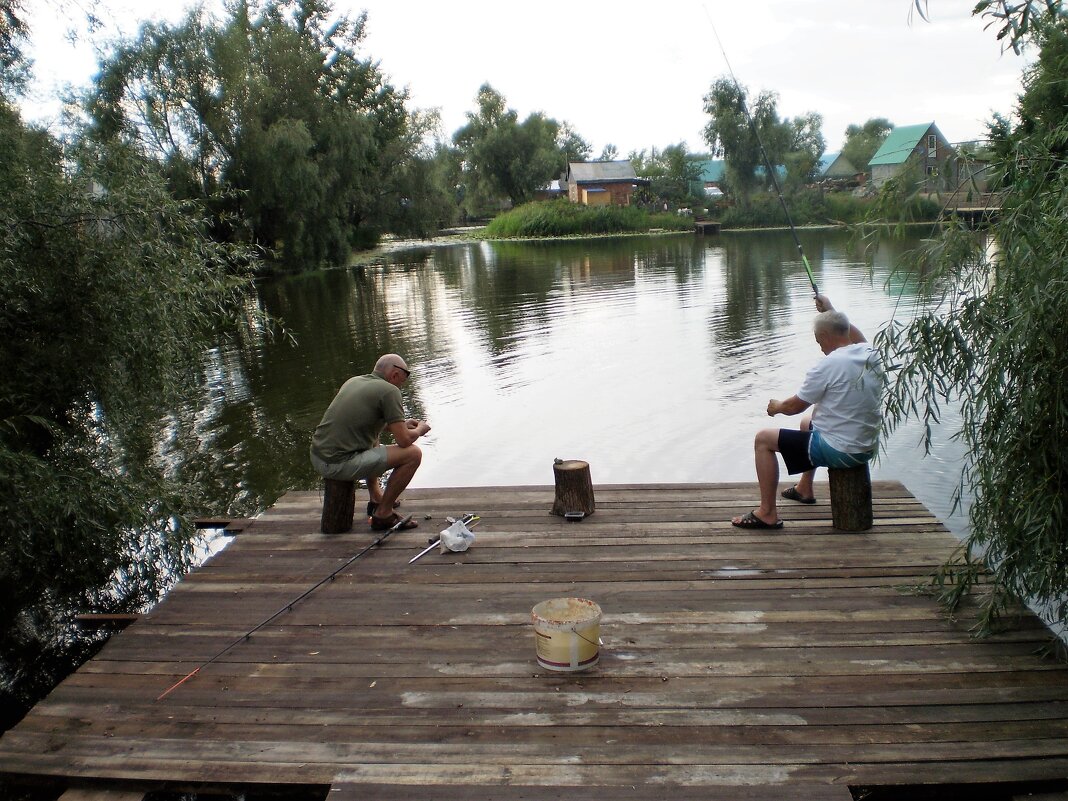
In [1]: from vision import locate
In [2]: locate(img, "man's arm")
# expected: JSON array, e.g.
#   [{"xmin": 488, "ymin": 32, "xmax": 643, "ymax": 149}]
[
  {"xmin": 767, "ymin": 396, "xmax": 811, "ymax": 417},
  {"xmin": 815, "ymin": 294, "xmax": 866, "ymax": 343},
  {"xmin": 387, "ymin": 419, "xmax": 430, "ymax": 448}
]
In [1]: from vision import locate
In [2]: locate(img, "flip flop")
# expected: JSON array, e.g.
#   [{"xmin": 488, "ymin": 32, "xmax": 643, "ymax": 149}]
[
  {"xmin": 781, "ymin": 486, "xmax": 817, "ymax": 505},
  {"xmin": 370, "ymin": 512, "xmax": 418, "ymax": 531},
  {"xmin": 366, "ymin": 499, "xmax": 402, "ymax": 517},
  {"xmin": 731, "ymin": 511, "xmax": 784, "ymax": 530}
]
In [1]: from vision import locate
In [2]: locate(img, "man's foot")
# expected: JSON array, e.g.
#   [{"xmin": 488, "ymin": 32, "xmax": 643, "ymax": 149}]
[
  {"xmin": 731, "ymin": 510, "xmax": 784, "ymax": 529},
  {"xmin": 370, "ymin": 512, "xmax": 418, "ymax": 531},
  {"xmin": 366, "ymin": 498, "xmax": 402, "ymax": 517},
  {"xmin": 781, "ymin": 486, "xmax": 816, "ymax": 505}
]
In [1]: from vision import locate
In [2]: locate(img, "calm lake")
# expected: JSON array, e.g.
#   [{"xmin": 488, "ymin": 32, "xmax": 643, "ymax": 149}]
[{"xmin": 188, "ymin": 228, "xmax": 968, "ymax": 536}]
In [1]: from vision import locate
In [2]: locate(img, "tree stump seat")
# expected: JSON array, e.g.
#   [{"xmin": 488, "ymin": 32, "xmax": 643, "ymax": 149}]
[
  {"xmin": 550, "ymin": 459, "xmax": 595, "ymax": 518},
  {"xmin": 320, "ymin": 478, "xmax": 356, "ymax": 533},
  {"xmin": 828, "ymin": 463, "xmax": 873, "ymax": 531}
]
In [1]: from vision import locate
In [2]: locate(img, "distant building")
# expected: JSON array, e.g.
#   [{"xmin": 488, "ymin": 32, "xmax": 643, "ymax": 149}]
[
  {"xmin": 566, "ymin": 161, "xmax": 648, "ymax": 206},
  {"xmin": 691, "ymin": 159, "xmax": 726, "ymax": 197},
  {"xmin": 868, "ymin": 122, "xmax": 958, "ymax": 191},
  {"xmin": 819, "ymin": 152, "xmax": 859, "ymax": 180},
  {"xmin": 534, "ymin": 178, "xmax": 566, "ymax": 201}
]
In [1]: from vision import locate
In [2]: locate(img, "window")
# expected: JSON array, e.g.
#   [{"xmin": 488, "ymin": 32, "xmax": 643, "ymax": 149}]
[{"xmin": 927, "ymin": 134, "xmax": 937, "ymax": 159}]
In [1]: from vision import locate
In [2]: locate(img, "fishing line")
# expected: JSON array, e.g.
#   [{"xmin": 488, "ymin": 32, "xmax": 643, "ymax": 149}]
[
  {"xmin": 704, "ymin": 8, "xmax": 819, "ymax": 296},
  {"xmin": 155, "ymin": 515, "xmax": 413, "ymax": 701}
]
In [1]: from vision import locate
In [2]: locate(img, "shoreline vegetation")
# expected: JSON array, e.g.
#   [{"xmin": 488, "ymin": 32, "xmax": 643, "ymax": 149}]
[{"xmin": 349, "ymin": 192, "xmax": 943, "ymax": 267}]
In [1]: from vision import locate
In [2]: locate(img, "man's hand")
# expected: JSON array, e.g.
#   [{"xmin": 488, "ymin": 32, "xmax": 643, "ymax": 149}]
[
  {"xmin": 768, "ymin": 395, "xmax": 811, "ymax": 418},
  {"xmin": 406, "ymin": 419, "xmax": 431, "ymax": 436},
  {"xmin": 814, "ymin": 294, "xmax": 834, "ymax": 313}
]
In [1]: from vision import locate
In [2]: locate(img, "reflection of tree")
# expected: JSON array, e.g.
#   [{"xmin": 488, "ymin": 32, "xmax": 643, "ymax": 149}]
[
  {"xmin": 167, "ymin": 264, "xmax": 441, "ymax": 516},
  {"xmin": 712, "ymin": 231, "xmax": 798, "ymax": 350}
]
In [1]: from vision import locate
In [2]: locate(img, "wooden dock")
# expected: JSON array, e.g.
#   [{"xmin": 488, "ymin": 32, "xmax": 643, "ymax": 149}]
[{"xmin": 3, "ymin": 481, "xmax": 1068, "ymax": 799}]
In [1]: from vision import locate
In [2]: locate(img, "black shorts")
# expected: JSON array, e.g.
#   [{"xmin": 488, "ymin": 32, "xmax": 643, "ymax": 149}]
[{"xmin": 778, "ymin": 429, "xmax": 815, "ymax": 475}]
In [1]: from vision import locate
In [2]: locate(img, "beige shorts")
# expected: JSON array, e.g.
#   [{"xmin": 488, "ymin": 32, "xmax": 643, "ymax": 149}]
[{"xmin": 310, "ymin": 445, "xmax": 388, "ymax": 482}]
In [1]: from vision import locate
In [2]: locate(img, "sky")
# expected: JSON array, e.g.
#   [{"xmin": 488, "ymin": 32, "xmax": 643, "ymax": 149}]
[{"xmin": 22, "ymin": 0, "xmax": 1031, "ymax": 155}]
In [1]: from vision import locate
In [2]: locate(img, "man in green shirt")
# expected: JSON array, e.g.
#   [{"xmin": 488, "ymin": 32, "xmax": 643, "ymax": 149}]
[{"xmin": 310, "ymin": 354, "xmax": 430, "ymax": 530}]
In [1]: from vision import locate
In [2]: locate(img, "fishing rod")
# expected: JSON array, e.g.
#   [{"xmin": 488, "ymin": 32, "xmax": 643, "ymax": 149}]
[
  {"xmin": 705, "ymin": 11, "xmax": 819, "ymax": 296},
  {"xmin": 155, "ymin": 514, "xmax": 414, "ymax": 701}
]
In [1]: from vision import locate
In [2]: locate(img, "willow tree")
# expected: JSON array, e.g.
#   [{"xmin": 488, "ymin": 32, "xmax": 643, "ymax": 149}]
[
  {"xmin": 452, "ymin": 83, "xmax": 564, "ymax": 214},
  {"xmin": 86, "ymin": 0, "xmax": 453, "ymax": 269},
  {"xmin": 878, "ymin": 1, "xmax": 1068, "ymax": 633}
]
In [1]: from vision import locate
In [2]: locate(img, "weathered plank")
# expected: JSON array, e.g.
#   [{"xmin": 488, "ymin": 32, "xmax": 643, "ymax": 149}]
[{"xmin": 2, "ymin": 481, "xmax": 1067, "ymax": 797}]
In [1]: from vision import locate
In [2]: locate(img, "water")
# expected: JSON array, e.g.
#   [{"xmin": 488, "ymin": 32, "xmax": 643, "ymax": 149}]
[{"xmin": 185, "ymin": 228, "xmax": 969, "ymax": 537}]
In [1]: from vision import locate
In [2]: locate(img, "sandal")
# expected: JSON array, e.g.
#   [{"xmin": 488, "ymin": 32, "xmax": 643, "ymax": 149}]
[
  {"xmin": 370, "ymin": 512, "xmax": 418, "ymax": 531},
  {"xmin": 781, "ymin": 486, "xmax": 816, "ymax": 505},
  {"xmin": 731, "ymin": 511, "xmax": 784, "ymax": 530},
  {"xmin": 366, "ymin": 499, "xmax": 402, "ymax": 517}
]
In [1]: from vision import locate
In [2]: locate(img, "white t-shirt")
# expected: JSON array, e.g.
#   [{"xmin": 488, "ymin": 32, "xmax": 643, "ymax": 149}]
[{"xmin": 797, "ymin": 343, "xmax": 884, "ymax": 454}]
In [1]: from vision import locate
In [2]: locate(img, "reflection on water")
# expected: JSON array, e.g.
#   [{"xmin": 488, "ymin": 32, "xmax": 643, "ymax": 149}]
[{"xmin": 177, "ymin": 228, "xmax": 969, "ymax": 537}]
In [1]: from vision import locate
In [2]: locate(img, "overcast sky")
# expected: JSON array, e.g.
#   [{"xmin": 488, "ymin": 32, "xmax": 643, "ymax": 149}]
[{"xmin": 23, "ymin": 0, "xmax": 1030, "ymax": 154}]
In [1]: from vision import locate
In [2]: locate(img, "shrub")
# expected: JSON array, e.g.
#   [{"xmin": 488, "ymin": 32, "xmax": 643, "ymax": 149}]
[{"xmin": 483, "ymin": 200, "xmax": 691, "ymax": 238}]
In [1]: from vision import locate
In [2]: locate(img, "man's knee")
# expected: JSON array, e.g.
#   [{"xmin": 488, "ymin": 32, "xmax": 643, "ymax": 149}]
[
  {"xmin": 389, "ymin": 443, "xmax": 422, "ymax": 468},
  {"xmin": 755, "ymin": 428, "xmax": 780, "ymax": 450}
]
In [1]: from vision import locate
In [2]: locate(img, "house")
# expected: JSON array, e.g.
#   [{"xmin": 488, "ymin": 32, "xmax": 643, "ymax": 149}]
[
  {"xmin": 819, "ymin": 152, "xmax": 859, "ymax": 180},
  {"xmin": 691, "ymin": 159, "xmax": 727, "ymax": 197},
  {"xmin": 534, "ymin": 179, "xmax": 566, "ymax": 201},
  {"xmin": 868, "ymin": 122, "xmax": 958, "ymax": 191},
  {"xmin": 565, "ymin": 160, "xmax": 648, "ymax": 206}
]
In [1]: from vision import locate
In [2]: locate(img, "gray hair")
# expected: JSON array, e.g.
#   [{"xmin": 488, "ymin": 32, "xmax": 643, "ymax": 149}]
[
  {"xmin": 813, "ymin": 310, "xmax": 850, "ymax": 337},
  {"xmin": 373, "ymin": 353, "xmax": 408, "ymax": 376}
]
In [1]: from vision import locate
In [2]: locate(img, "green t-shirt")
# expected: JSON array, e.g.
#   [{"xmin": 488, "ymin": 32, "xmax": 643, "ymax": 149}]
[{"xmin": 310, "ymin": 373, "xmax": 405, "ymax": 462}]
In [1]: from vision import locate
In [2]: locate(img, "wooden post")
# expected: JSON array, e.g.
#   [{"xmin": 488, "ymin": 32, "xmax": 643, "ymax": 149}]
[
  {"xmin": 551, "ymin": 459, "xmax": 595, "ymax": 518},
  {"xmin": 321, "ymin": 479, "xmax": 356, "ymax": 534},
  {"xmin": 828, "ymin": 464, "xmax": 873, "ymax": 531}
]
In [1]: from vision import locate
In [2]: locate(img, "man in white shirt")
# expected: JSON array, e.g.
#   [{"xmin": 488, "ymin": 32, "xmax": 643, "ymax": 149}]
[{"xmin": 731, "ymin": 295, "xmax": 884, "ymax": 529}]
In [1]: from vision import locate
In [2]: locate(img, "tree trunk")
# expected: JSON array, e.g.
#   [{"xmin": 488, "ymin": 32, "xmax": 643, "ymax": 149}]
[
  {"xmin": 829, "ymin": 464, "xmax": 873, "ymax": 531},
  {"xmin": 550, "ymin": 459, "xmax": 595, "ymax": 518},
  {"xmin": 321, "ymin": 479, "xmax": 356, "ymax": 534}
]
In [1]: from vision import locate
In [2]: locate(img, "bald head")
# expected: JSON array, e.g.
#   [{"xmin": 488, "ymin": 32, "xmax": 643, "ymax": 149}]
[{"xmin": 374, "ymin": 353, "xmax": 409, "ymax": 377}]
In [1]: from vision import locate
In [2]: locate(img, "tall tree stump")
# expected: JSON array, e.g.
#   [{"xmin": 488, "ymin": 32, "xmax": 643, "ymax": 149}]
[
  {"xmin": 321, "ymin": 479, "xmax": 356, "ymax": 534},
  {"xmin": 828, "ymin": 464, "xmax": 873, "ymax": 531},
  {"xmin": 550, "ymin": 459, "xmax": 595, "ymax": 518}
]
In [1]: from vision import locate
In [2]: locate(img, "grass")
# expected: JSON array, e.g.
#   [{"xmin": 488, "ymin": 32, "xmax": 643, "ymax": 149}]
[{"xmin": 483, "ymin": 200, "xmax": 692, "ymax": 238}]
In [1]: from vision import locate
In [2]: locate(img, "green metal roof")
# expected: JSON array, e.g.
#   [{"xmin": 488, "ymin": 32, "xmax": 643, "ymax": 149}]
[
  {"xmin": 694, "ymin": 159, "xmax": 725, "ymax": 182},
  {"xmin": 868, "ymin": 123, "xmax": 934, "ymax": 166}
]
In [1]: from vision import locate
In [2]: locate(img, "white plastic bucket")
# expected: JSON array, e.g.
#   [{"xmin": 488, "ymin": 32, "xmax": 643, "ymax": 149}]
[{"xmin": 531, "ymin": 597, "xmax": 601, "ymax": 672}]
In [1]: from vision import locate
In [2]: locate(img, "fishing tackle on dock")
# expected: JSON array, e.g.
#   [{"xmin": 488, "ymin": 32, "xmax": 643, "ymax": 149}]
[{"xmin": 155, "ymin": 513, "xmax": 415, "ymax": 701}]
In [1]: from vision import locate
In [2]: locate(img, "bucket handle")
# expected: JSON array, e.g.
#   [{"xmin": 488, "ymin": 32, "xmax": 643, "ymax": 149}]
[{"xmin": 571, "ymin": 625, "xmax": 604, "ymax": 648}]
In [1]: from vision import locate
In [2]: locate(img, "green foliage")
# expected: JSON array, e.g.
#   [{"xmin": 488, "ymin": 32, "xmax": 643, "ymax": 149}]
[
  {"xmin": 631, "ymin": 143, "xmax": 705, "ymax": 207},
  {"xmin": 0, "ymin": 96, "xmax": 259, "ymax": 718},
  {"xmin": 452, "ymin": 84, "xmax": 564, "ymax": 215},
  {"xmin": 717, "ymin": 189, "xmax": 873, "ymax": 228},
  {"xmin": 842, "ymin": 118, "xmax": 892, "ymax": 174},
  {"xmin": 85, "ymin": 0, "xmax": 454, "ymax": 270},
  {"xmin": 874, "ymin": 11, "xmax": 1068, "ymax": 634},
  {"xmin": 702, "ymin": 78, "xmax": 825, "ymax": 204},
  {"xmin": 0, "ymin": 0, "xmax": 29, "ymax": 94},
  {"xmin": 482, "ymin": 199, "xmax": 691, "ymax": 238}
]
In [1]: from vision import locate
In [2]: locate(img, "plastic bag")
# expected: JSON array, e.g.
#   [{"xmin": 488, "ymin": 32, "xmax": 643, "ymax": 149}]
[{"xmin": 439, "ymin": 518, "xmax": 476, "ymax": 553}]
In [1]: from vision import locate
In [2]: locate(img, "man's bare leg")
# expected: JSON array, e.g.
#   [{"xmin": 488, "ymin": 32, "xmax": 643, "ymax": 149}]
[
  {"xmin": 732, "ymin": 428, "xmax": 781, "ymax": 526},
  {"xmin": 371, "ymin": 444, "xmax": 422, "ymax": 521}
]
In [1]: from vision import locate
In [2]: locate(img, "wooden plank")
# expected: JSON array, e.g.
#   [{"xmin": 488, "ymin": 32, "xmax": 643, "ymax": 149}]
[
  {"xmin": 327, "ymin": 781, "xmax": 853, "ymax": 801},
  {"xmin": 59, "ymin": 790, "xmax": 145, "ymax": 801},
  {"xmin": 1, "ymin": 481, "xmax": 1066, "ymax": 794}
]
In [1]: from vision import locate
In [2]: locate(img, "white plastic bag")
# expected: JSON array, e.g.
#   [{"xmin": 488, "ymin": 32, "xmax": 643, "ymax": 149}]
[{"xmin": 439, "ymin": 519, "xmax": 476, "ymax": 553}]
